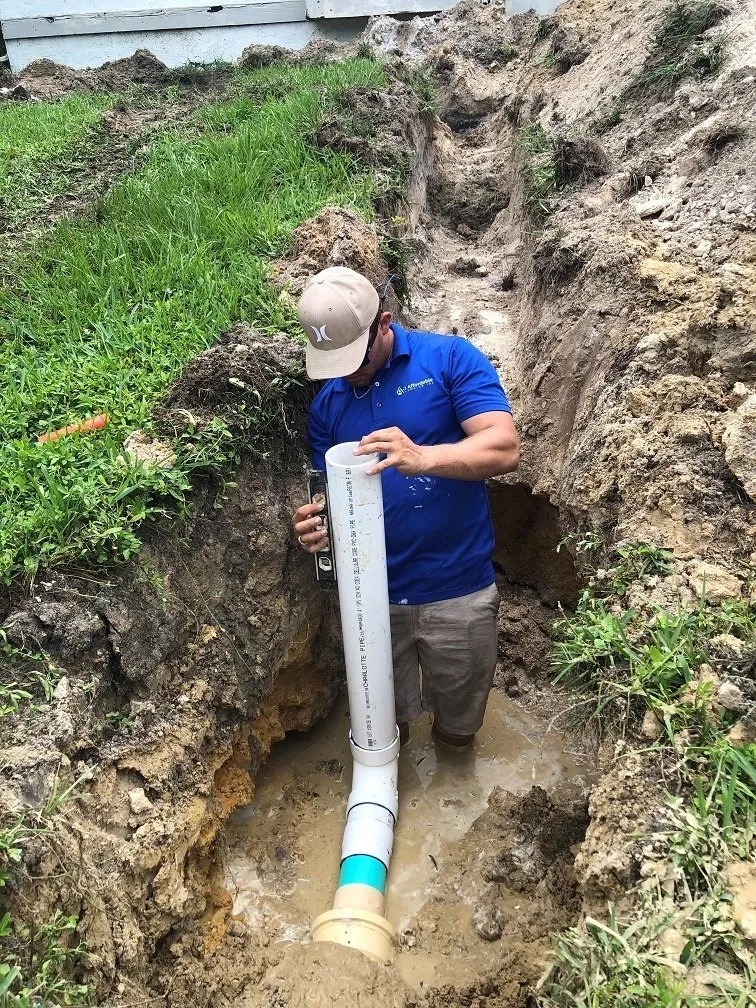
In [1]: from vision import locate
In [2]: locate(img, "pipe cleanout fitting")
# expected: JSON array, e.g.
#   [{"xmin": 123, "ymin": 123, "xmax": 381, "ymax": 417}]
[{"xmin": 311, "ymin": 442, "xmax": 399, "ymax": 964}]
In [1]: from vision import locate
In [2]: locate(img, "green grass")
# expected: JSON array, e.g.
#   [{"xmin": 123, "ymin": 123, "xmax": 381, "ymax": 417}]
[
  {"xmin": 0, "ymin": 58, "xmax": 386, "ymax": 582},
  {"xmin": 594, "ymin": 0, "xmax": 728, "ymax": 133},
  {"xmin": 634, "ymin": 0, "xmax": 728, "ymax": 95},
  {"xmin": 519, "ymin": 122, "xmax": 559, "ymax": 220},
  {"xmin": 543, "ymin": 540, "xmax": 756, "ymax": 1008},
  {"xmin": 0, "ymin": 94, "xmax": 114, "ymax": 223},
  {"xmin": 518, "ymin": 124, "xmax": 607, "ymax": 221}
]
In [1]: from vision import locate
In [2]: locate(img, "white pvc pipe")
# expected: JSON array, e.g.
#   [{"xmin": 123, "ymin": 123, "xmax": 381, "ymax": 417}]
[
  {"xmin": 342, "ymin": 761, "xmax": 399, "ymax": 866},
  {"xmin": 324, "ymin": 442, "xmax": 396, "ymax": 752},
  {"xmin": 311, "ymin": 442, "xmax": 400, "ymax": 963}
]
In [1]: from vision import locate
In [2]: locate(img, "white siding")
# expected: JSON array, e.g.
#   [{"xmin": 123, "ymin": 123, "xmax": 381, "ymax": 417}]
[
  {"xmin": 307, "ymin": 0, "xmax": 455, "ymax": 15},
  {"xmin": 3, "ymin": 20, "xmax": 366, "ymax": 70},
  {"xmin": 3, "ymin": 1, "xmax": 306, "ymax": 39}
]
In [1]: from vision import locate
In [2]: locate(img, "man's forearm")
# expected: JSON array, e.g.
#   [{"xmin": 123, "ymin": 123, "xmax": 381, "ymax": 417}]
[{"xmin": 419, "ymin": 428, "xmax": 520, "ymax": 481}]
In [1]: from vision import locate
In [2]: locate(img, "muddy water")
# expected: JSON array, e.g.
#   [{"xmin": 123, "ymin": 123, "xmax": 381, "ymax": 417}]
[{"xmin": 224, "ymin": 688, "xmax": 588, "ymax": 985}]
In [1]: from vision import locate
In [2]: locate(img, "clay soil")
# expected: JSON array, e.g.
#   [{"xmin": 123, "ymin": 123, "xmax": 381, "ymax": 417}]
[{"xmin": 1, "ymin": 1, "xmax": 755, "ymax": 1006}]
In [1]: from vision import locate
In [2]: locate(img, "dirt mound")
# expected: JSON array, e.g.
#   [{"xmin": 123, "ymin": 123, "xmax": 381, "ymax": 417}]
[
  {"xmin": 275, "ymin": 206, "xmax": 395, "ymax": 302},
  {"xmin": 95, "ymin": 49, "xmax": 170, "ymax": 89},
  {"xmin": 243, "ymin": 943, "xmax": 409, "ymax": 1008},
  {"xmin": 17, "ymin": 58, "xmax": 92, "ymax": 99},
  {"xmin": 238, "ymin": 44, "xmax": 292, "ymax": 69},
  {"xmin": 16, "ymin": 48, "xmax": 230, "ymax": 99},
  {"xmin": 158, "ymin": 324, "xmax": 309, "ymax": 446}
]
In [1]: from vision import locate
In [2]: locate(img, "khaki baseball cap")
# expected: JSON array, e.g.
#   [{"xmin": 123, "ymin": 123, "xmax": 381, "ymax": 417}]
[{"xmin": 298, "ymin": 266, "xmax": 380, "ymax": 379}]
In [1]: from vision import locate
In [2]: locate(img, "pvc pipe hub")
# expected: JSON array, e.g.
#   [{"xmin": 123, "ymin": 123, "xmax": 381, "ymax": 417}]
[
  {"xmin": 349, "ymin": 728, "xmax": 400, "ymax": 766},
  {"xmin": 311, "ymin": 907, "xmax": 396, "ymax": 965}
]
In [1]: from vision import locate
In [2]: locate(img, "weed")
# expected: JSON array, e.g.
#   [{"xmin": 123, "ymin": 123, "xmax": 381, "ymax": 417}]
[
  {"xmin": 0, "ymin": 820, "xmax": 28, "ymax": 888},
  {"xmin": 593, "ymin": 0, "xmax": 730, "ymax": 134},
  {"xmin": 0, "ymin": 913, "xmax": 90, "ymax": 1007},
  {"xmin": 104, "ymin": 710, "xmax": 135, "ymax": 732},
  {"xmin": 557, "ymin": 530, "xmax": 605, "ymax": 557},
  {"xmin": 539, "ymin": 888, "xmax": 755, "ymax": 1008},
  {"xmin": 551, "ymin": 576, "xmax": 752, "ymax": 738},
  {"xmin": 408, "ymin": 66, "xmax": 438, "ymax": 114},
  {"xmin": 132, "ymin": 559, "xmax": 171, "ymax": 610},
  {"xmin": 519, "ymin": 123, "xmax": 558, "ymax": 219},
  {"xmin": 0, "ymin": 629, "xmax": 62, "ymax": 720},
  {"xmin": 38, "ymin": 768, "xmax": 92, "ymax": 820},
  {"xmin": 545, "ymin": 539, "xmax": 755, "ymax": 1006},
  {"xmin": 0, "ymin": 683, "xmax": 33, "ymax": 717},
  {"xmin": 609, "ymin": 541, "xmax": 676, "ymax": 595},
  {"xmin": 494, "ymin": 45, "xmax": 520, "ymax": 64},
  {"xmin": 1, "ymin": 780, "xmax": 92, "ymax": 1005}
]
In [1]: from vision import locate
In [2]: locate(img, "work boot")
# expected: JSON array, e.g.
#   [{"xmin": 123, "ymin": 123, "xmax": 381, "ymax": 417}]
[
  {"xmin": 432, "ymin": 721, "xmax": 474, "ymax": 751},
  {"xmin": 398, "ymin": 722, "xmax": 410, "ymax": 747}
]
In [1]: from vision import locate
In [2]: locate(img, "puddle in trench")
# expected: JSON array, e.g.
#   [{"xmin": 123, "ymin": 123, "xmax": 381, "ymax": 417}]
[{"xmin": 224, "ymin": 687, "xmax": 589, "ymax": 981}]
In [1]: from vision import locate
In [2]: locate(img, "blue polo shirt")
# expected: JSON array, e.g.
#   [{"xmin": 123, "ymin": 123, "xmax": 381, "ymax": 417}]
[{"xmin": 308, "ymin": 324, "xmax": 512, "ymax": 605}]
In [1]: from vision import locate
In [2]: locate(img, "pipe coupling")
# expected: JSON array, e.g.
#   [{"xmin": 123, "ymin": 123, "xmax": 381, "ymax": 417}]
[{"xmin": 349, "ymin": 728, "xmax": 400, "ymax": 766}]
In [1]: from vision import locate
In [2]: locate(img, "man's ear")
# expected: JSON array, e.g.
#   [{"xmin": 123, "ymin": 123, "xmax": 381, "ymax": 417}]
[{"xmin": 380, "ymin": 310, "xmax": 393, "ymax": 333}]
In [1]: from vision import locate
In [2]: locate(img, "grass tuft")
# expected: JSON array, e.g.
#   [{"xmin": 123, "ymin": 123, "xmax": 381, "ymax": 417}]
[
  {"xmin": 519, "ymin": 126, "xmax": 609, "ymax": 220},
  {"xmin": 593, "ymin": 0, "xmax": 730, "ymax": 133},
  {"xmin": 633, "ymin": 0, "xmax": 728, "ymax": 95},
  {"xmin": 519, "ymin": 123, "xmax": 559, "ymax": 219},
  {"xmin": 544, "ymin": 539, "xmax": 756, "ymax": 1007}
]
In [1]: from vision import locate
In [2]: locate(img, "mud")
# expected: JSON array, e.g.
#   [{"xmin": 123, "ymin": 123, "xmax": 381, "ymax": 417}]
[{"xmin": 224, "ymin": 689, "xmax": 589, "ymax": 975}]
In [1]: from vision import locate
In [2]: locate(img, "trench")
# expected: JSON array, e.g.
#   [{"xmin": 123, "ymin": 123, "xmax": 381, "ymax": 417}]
[
  {"xmin": 217, "ymin": 481, "xmax": 591, "ymax": 998},
  {"xmin": 212, "ymin": 98, "xmax": 595, "ymax": 999}
]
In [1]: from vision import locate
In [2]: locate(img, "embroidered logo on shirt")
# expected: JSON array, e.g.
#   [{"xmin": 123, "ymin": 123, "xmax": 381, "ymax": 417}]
[
  {"xmin": 311, "ymin": 325, "xmax": 331, "ymax": 343},
  {"xmin": 396, "ymin": 378, "xmax": 434, "ymax": 396}
]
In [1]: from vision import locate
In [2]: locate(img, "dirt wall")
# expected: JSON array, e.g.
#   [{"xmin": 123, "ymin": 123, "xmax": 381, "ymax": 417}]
[{"xmin": 2, "ymin": 1, "xmax": 755, "ymax": 1003}]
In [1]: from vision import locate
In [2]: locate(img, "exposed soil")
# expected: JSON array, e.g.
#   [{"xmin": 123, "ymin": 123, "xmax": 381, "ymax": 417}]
[
  {"xmin": 14, "ymin": 50, "xmax": 232, "ymax": 100},
  {"xmin": 2, "ymin": 0, "xmax": 756, "ymax": 1005}
]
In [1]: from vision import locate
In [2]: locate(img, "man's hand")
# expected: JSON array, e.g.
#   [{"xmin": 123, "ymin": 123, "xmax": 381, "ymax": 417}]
[
  {"xmin": 353, "ymin": 413, "xmax": 519, "ymax": 480},
  {"xmin": 292, "ymin": 501, "xmax": 328, "ymax": 553},
  {"xmin": 353, "ymin": 427, "xmax": 429, "ymax": 476}
]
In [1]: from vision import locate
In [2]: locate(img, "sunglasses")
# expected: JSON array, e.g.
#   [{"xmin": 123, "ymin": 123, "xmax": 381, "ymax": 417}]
[{"xmin": 359, "ymin": 274, "xmax": 397, "ymax": 368}]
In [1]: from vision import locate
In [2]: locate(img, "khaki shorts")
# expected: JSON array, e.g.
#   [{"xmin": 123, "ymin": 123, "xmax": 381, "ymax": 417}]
[{"xmin": 389, "ymin": 583, "xmax": 500, "ymax": 735}]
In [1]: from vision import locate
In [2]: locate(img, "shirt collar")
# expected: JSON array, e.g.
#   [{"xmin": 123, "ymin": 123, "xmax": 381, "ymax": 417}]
[{"xmin": 332, "ymin": 323, "xmax": 411, "ymax": 393}]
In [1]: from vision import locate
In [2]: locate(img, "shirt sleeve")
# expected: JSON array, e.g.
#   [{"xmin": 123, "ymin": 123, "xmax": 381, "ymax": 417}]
[
  {"xmin": 446, "ymin": 338, "xmax": 512, "ymax": 423},
  {"xmin": 307, "ymin": 398, "xmax": 331, "ymax": 471}
]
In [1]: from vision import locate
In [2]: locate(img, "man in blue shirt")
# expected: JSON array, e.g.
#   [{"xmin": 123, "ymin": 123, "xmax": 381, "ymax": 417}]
[{"xmin": 293, "ymin": 267, "xmax": 519, "ymax": 749}]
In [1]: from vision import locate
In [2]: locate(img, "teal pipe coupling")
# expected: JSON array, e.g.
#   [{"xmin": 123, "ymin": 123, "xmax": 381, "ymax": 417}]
[{"xmin": 338, "ymin": 854, "xmax": 388, "ymax": 893}]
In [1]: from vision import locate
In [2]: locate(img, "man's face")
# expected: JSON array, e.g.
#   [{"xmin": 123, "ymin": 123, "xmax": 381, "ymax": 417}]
[{"xmin": 344, "ymin": 312, "xmax": 392, "ymax": 386}]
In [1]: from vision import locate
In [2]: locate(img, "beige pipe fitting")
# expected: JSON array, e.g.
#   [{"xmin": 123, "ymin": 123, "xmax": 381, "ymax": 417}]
[{"xmin": 311, "ymin": 903, "xmax": 396, "ymax": 965}]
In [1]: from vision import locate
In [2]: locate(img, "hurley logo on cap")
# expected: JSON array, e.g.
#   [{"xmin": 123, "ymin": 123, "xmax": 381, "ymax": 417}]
[{"xmin": 298, "ymin": 266, "xmax": 380, "ymax": 380}]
